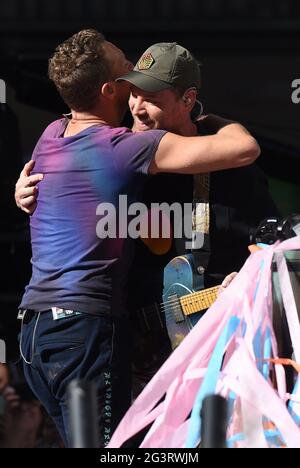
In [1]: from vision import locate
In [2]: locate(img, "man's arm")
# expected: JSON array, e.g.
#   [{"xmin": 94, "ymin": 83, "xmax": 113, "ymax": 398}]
[
  {"xmin": 149, "ymin": 115, "xmax": 260, "ymax": 175},
  {"xmin": 15, "ymin": 161, "xmax": 43, "ymax": 214},
  {"xmin": 16, "ymin": 116, "xmax": 259, "ymax": 212}
]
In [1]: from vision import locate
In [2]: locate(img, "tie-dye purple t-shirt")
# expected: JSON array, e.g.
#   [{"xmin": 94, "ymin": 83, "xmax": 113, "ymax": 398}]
[{"xmin": 20, "ymin": 119, "xmax": 166, "ymax": 315}]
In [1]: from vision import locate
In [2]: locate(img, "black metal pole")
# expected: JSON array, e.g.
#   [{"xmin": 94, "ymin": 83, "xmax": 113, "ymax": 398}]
[
  {"xmin": 68, "ymin": 379, "xmax": 99, "ymax": 448},
  {"xmin": 201, "ymin": 394, "xmax": 227, "ymax": 448}
]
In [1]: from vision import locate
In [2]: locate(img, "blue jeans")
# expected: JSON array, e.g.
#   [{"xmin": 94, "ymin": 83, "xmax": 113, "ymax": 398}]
[{"xmin": 19, "ymin": 310, "xmax": 131, "ymax": 447}]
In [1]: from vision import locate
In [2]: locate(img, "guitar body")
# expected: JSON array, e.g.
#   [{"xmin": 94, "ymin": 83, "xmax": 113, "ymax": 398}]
[{"xmin": 163, "ymin": 254, "xmax": 205, "ymax": 349}]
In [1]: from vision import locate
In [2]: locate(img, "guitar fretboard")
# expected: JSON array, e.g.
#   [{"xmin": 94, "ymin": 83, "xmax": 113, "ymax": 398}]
[{"xmin": 179, "ymin": 285, "xmax": 219, "ymax": 315}]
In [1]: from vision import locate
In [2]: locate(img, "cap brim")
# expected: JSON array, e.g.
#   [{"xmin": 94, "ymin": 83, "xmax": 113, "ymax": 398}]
[{"xmin": 116, "ymin": 71, "xmax": 172, "ymax": 92}]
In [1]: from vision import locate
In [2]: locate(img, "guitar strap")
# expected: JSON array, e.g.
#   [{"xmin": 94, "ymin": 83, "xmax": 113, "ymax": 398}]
[{"xmin": 191, "ymin": 172, "xmax": 211, "ymax": 271}]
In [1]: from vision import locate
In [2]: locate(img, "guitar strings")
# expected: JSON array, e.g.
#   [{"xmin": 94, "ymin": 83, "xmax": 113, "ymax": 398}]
[
  {"xmin": 143, "ymin": 294, "xmax": 215, "ymax": 315},
  {"xmin": 162, "ymin": 287, "xmax": 218, "ymax": 309},
  {"xmin": 141, "ymin": 286, "xmax": 219, "ymax": 318},
  {"xmin": 160, "ymin": 286, "xmax": 219, "ymax": 309}
]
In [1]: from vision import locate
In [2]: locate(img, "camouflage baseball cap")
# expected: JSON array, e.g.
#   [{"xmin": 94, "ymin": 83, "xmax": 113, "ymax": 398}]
[{"xmin": 116, "ymin": 42, "xmax": 201, "ymax": 92}]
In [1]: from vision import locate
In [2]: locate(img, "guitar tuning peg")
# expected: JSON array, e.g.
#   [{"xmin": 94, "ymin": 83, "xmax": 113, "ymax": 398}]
[{"xmin": 197, "ymin": 266, "xmax": 205, "ymax": 275}]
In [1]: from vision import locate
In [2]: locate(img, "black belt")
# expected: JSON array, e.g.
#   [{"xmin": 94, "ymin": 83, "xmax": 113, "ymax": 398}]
[{"xmin": 17, "ymin": 308, "xmax": 83, "ymax": 321}]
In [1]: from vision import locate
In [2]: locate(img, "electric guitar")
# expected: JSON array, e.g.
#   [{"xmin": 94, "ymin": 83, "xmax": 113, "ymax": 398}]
[
  {"xmin": 163, "ymin": 253, "xmax": 218, "ymax": 349},
  {"xmin": 136, "ymin": 254, "xmax": 219, "ymax": 349}
]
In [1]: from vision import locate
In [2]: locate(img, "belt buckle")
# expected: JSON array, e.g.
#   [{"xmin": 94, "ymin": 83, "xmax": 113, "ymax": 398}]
[{"xmin": 17, "ymin": 309, "xmax": 27, "ymax": 320}]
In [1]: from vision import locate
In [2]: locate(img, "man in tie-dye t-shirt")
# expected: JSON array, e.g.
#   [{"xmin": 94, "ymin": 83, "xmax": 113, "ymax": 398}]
[{"xmin": 16, "ymin": 30, "xmax": 259, "ymax": 446}]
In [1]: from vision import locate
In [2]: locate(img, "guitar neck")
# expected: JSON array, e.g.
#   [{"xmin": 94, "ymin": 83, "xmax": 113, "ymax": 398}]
[{"xmin": 179, "ymin": 285, "xmax": 219, "ymax": 316}]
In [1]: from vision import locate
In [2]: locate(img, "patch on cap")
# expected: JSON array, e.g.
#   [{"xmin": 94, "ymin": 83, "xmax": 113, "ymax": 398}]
[{"xmin": 137, "ymin": 53, "xmax": 155, "ymax": 70}]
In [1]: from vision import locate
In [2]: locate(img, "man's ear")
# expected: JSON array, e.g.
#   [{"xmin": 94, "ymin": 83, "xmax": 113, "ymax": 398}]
[{"xmin": 101, "ymin": 82, "xmax": 116, "ymax": 99}]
